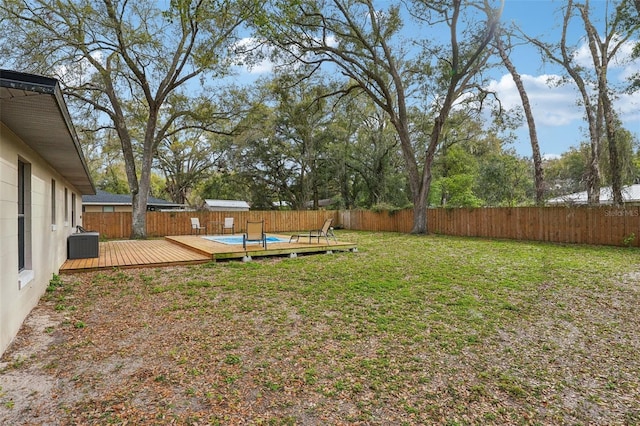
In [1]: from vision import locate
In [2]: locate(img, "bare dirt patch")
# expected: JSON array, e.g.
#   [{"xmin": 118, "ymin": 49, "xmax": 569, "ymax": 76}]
[{"xmin": 0, "ymin": 307, "xmax": 65, "ymax": 423}]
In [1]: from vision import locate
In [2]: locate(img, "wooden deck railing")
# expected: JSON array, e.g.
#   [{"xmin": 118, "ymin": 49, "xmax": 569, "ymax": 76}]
[{"xmin": 83, "ymin": 206, "xmax": 640, "ymax": 247}]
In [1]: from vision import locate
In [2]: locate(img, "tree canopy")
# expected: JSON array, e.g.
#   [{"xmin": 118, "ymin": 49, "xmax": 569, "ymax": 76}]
[
  {"xmin": 253, "ymin": 0, "xmax": 504, "ymax": 233},
  {"xmin": 1, "ymin": 0, "xmax": 638, "ymax": 223},
  {"xmin": 1, "ymin": 0, "xmax": 259, "ymax": 237}
]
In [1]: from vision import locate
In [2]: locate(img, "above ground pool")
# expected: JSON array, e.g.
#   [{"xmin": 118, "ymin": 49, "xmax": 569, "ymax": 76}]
[{"xmin": 202, "ymin": 235, "xmax": 289, "ymax": 245}]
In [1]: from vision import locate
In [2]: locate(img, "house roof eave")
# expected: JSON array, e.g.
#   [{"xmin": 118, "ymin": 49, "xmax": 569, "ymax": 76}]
[{"xmin": 0, "ymin": 70, "xmax": 96, "ymax": 195}]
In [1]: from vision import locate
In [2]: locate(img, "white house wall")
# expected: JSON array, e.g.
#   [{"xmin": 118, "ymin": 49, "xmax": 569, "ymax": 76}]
[{"xmin": 0, "ymin": 123, "xmax": 83, "ymax": 355}]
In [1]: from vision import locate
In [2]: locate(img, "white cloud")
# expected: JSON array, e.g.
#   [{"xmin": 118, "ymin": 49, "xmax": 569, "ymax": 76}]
[
  {"xmin": 573, "ymin": 37, "xmax": 640, "ymax": 84},
  {"xmin": 233, "ymin": 37, "xmax": 275, "ymax": 75},
  {"xmin": 56, "ymin": 51, "xmax": 103, "ymax": 86},
  {"xmin": 573, "ymin": 42, "xmax": 594, "ymax": 69},
  {"xmin": 324, "ymin": 34, "xmax": 339, "ymax": 48},
  {"xmin": 489, "ymin": 70, "xmax": 640, "ymax": 157},
  {"xmin": 232, "ymin": 35, "xmax": 339, "ymax": 77},
  {"xmin": 615, "ymin": 43, "xmax": 640, "ymax": 83},
  {"xmin": 618, "ymin": 59, "xmax": 640, "ymax": 82},
  {"xmin": 245, "ymin": 60, "xmax": 274, "ymax": 75},
  {"xmin": 617, "ymin": 90, "xmax": 640, "ymax": 122},
  {"xmin": 489, "ymin": 70, "xmax": 640, "ymax": 126},
  {"xmin": 610, "ymin": 39, "xmax": 639, "ymax": 68},
  {"xmin": 487, "ymin": 73, "xmax": 584, "ymax": 126}
]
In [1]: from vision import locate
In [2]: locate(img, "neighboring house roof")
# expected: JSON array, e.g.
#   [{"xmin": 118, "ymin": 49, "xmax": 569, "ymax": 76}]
[
  {"xmin": 547, "ymin": 184, "xmax": 640, "ymax": 205},
  {"xmin": 204, "ymin": 199, "xmax": 250, "ymax": 209},
  {"xmin": 0, "ymin": 69, "xmax": 95, "ymax": 195},
  {"xmin": 83, "ymin": 190, "xmax": 184, "ymax": 208},
  {"xmin": 304, "ymin": 198, "xmax": 334, "ymax": 208}
]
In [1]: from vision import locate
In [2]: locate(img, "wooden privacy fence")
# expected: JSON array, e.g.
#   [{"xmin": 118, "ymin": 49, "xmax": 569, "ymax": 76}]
[
  {"xmin": 337, "ymin": 209, "xmax": 414, "ymax": 233},
  {"xmin": 342, "ymin": 206, "xmax": 640, "ymax": 247},
  {"xmin": 83, "ymin": 210, "xmax": 340, "ymax": 239},
  {"xmin": 83, "ymin": 206, "xmax": 640, "ymax": 247},
  {"xmin": 426, "ymin": 206, "xmax": 640, "ymax": 247}
]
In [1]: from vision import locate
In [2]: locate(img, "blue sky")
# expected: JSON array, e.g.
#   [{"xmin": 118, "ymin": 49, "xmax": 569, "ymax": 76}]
[{"xmin": 232, "ymin": 0, "xmax": 639, "ymax": 158}]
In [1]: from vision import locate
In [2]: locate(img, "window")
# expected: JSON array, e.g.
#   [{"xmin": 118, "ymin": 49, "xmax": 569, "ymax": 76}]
[
  {"xmin": 18, "ymin": 159, "xmax": 33, "ymax": 288},
  {"xmin": 51, "ymin": 179, "xmax": 56, "ymax": 227},
  {"xmin": 64, "ymin": 188, "xmax": 69, "ymax": 226},
  {"xmin": 71, "ymin": 193, "xmax": 77, "ymax": 228},
  {"xmin": 103, "ymin": 206, "xmax": 115, "ymax": 213},
  {"xmin": 18, "ymin": 161, "xmax": 25, "ymax": 271}
]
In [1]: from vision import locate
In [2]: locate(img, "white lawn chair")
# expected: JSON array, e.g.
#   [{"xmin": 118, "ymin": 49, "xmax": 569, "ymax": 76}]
[
  {"xmin": 223, "ymin": 217, "xmax": 235, "ymax": 234},
  {"xmin": 190, "ymin": 217, "xmax": 206, "ymax": 235}
]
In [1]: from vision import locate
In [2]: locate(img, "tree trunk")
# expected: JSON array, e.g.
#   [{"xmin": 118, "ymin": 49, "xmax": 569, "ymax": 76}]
[
  {"xmin": 578, "ymin": 4, "xmax": 622, "ymax": 205},
  {"xmin": 602, "ymin": 91, "xmax": 623, "ymax": 205},
  {"xmin": 526, "ymin": 0, "xmax": 601, "ymax": 204},
  {"xmin": 495, "ymin": 32, "xmax": 545, "ymax": 204},
  {"xmin": 131, "ymin": 146, "xmax": 154, "ymax": 239},
  {"xmin": 586, "ymin": 103, "xmax": 602, "ymax": 205},
  {"xmin": 130, "ymin": 106, "xmax": 161, "ymax": 238},
  {"xmin": 131, "ymin": 193, "xmax": 147, "ymax": 239},
  {"xmin": 411, "ymin": 202, "xmax": 428, "ymax": 234},
  {"xmin": 411, "ymin": 163, "xmax": 434, "ymax": 234},
  {"xmin": 565, "ymin": 1, "xmax": 601, "ymax": 204},
  {"xmin": 393, "ymin": 120, "xmax": 428, "ymax": 234}
]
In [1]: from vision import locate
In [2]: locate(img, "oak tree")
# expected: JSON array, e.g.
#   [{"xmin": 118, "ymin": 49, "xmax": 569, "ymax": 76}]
[
  {"xmin": 1, "ymin": 0, "xmax": 257, "ymax": 237},
  {"xmin": 255, "ymin": 0, "xmax": 503, "ymax": 233}
]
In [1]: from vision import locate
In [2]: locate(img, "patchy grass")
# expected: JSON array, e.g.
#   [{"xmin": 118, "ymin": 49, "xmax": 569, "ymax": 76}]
[{"xmin": 2, "ymin": 231, "xmax": 640, "ymax": 424}]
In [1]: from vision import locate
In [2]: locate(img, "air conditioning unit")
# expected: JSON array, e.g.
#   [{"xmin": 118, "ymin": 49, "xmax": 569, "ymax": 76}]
[{"xmin": 67, "ymin": 232, "xmax": 99, "ymax": 259}]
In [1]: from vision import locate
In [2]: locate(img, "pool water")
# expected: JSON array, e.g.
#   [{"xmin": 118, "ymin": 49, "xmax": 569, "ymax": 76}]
[{"xmin": 202, "ymin": 235, "xmax": 289, "ymax": 245}]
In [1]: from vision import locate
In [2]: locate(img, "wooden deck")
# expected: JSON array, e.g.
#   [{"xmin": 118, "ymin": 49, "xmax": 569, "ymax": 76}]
[
  {"xmin": 59, "ymin": 239, "xmax": 211, "ymax": 273},
  {"xmin": 60, "ymin": 234, "xmax": 357, "ymax": 274}
]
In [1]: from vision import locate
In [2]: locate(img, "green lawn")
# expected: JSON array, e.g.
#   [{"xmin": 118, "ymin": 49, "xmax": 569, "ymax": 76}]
[{"xmin": 2, "ymin": 231, "xmax": 640, "ymax": 425}]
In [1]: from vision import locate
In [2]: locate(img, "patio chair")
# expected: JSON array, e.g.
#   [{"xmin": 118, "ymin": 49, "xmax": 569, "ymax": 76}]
[
  {"xmin": 291, "ymin": 218, "xmax": 337, "ymax": 244},
  {"xmin": 190, "ymin": 217, "xmax": 206, "ymax": 235},
  {"xmin": 223, "ymin": 217, "xmax": 235, "ymax": 234},
  {"xmin": 310, "ymin": 218, "xmax": 337, "ymax": 243},
  {"xmin": 243, "ymin": 220, "xmax": 267, "ymax": 250}
]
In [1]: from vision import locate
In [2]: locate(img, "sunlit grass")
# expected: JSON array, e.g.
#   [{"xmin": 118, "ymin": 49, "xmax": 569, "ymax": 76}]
[{"xmin": 29, "ymin": 231, "xmax": 640, "ymax": 424}]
